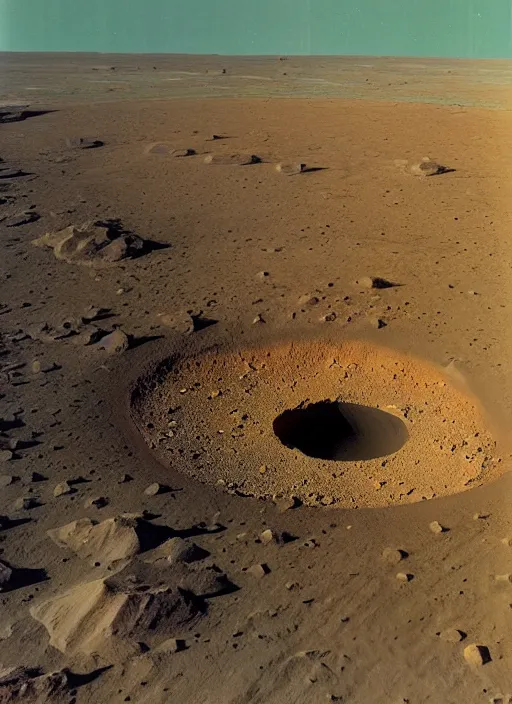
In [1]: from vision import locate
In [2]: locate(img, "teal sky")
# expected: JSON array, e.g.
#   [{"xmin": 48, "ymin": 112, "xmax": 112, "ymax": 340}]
[{"xmin": 1, "ymin": 0, "xmax": 511, "ymax": 57}]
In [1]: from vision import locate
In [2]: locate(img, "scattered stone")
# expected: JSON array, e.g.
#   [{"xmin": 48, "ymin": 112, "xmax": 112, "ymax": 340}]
[
  {"xmin": 146, "ymin": 143, "xmax": 195, "ymax": 157},
  {"xmin": 494, "ymin": 574, "xmax": 511, "ymax": 584},
  {"xmin": 97, "ymin": 329, "xmax": 130, "ymax": 354},
  {"xmin": 66, "ymin": 137, "xmax": 104, "ymax": 149},
  {"xmin": 396, "ymin": 572, "xmax": 413, "ymax": 583},
  {"xmin": 410, "ymin": 158, "xmax": 452, "ymax": 176},
  {"xmin": 355, "ymin": 276, "xmax": 399, "ymax": 289},
  {"xmin": 299, "ymin": 294, "xmax": 320, "ymax": 306},
  {"xmin": 0, "ymin": 475, "xmax": 15, "ymax": 488},
  {"xmin": 286, "ymin": 581, "xmax": 299, "ymax": 590},
  {"xmin": 73, "ymin": 324, "xmax": 105, "ymax": 346},
  {"xmin": 247, "ymin": 563, "xmax": 270, "ymax": 579},
  {"xmin": 14, "ymin": 496, "xmax": 40, "ymax": 511},
  {"xmin": 463, "ymin": 643, "xmax": 491, "ymax": 666},
  {"xmin": 439, "ymin": 628, "xmax": 466, "ymax": 643},
  {"xmin": 252, "ymin": 313, "xmax": 265, "ymax": 324},
  {"xmin": 382, "ymin": 547, "xmax": 407, "ymax": 565},
  {"xmin": 31, "ymin": 471, "xmax": 47, "ymax": 482},
  {"xmin": 429, "ymin": 521, "xmax": 447, "ymax": 534},
  {"xmin": 144, "ymin": 482, "xmax": 164, "ymax": 496},
  {"xmin": 154, "ymin": 637, "xmax": 186, "ymax": 654},
  {"xmin": 260, "ymin": 529, "xmax": 274, "ymax": 545},
  {"xmin": 31, "ymin": 360, "xmax": 42, "ymax": 374},
  {"xmin": 157, "ymin": 311, "xmax": 195, "ymax": 334},
  {"xmin": 473, "ymin": 512, "xmax": 489, "ymax": 520},
  {"xmin": 321, "ymin": 312, "xmax": 336, "ymax": 322},
  {"xmin": 0, "ymin": 451, "xmax": 13, "ymax": 463},
  {"xmin": 81, "ymin": 305, "xmax": 110, "ymax": 322},
  {"xmin": 146, "ymin": 537, "xmax": 210, "ymax": 565},
  {"xmin": 272, "ymin": 495, "xmax": 298, "ymax": 512},
  {"xmin": 204, "ymin": 153, "xmax": 261, "ymax": 166},
  {"xmin": 84, "ymin": 496, "xmax": 109, "ymax": 509},
  {"xmin": 53, "ymin": 481, "xmax": 74, "ymax": 498},
  {"xmin": 118, "ymin": 473, "xmax": 133, "ymax": 484},
  {"xmin": 0, "ymin": 560, "xmax": 13, "ymax": 590},
  {"xmin": 501, "ymin": 537, "xmax": 512, "ymax": 547},
  {"xmin": 256, "ymin": 270, "xmax": 270, "ymax": 280},
  {"xmin": 275, "ymin": 162, "xmax": 307, "ymax": 175}
]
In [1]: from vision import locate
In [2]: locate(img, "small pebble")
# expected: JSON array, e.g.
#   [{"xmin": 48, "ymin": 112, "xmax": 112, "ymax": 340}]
[
  {"xmin": 0, "ymin": 451, "xmax": 13, "ymax": 463},
  {"xmin": 396, "ymin": 572, "xmax": 413, "ymax": 583}
]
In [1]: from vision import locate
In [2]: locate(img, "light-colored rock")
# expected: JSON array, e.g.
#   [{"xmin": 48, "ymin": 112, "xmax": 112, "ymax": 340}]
[
  {"xmin": 429, "ymin": 521, "xmax": 445, "ymax": 534},
  {"xmin": 154, "ymin": 637, "xmax": 186, "ymax": 654},
  {"xmin": 275, "ymin": 162, "xmax": 307, "ymax": 175},
  {"xmin": 13, "ymin": 496, "xmax": 39, "ymax": 511},
  {"xmin": 247, "ymin": 563, "xmax": 269, "ymax": 579},
  {"xmin": 32, "ymin": 221, "xmax": 147, "ymax": 267},
  {"xmin": 144, "ymin": 482, "xmax": 164, "ymax": 496},
  {"xmin": 396, "ymin": 572, "xmax": 413, "ymax": 583},
  {"xmin": 47, "ymin": 514, "xmax": 145, "ymax": 567},
  {"xmin": 0, "ymin": 451, "xmax": 13, "ymax": 463},
  {"xmin": 272, "ymin": 495, "xmax": 296, "ymax": 512},
  {"xmin": 0, "ymin": 560, "xmax": 13, "ymax": 590},
  {"xmin": 98, "ymin": 329, "xmax": 129, "ymax": 354},
  {"xmin": 204, "ymin": 153, "xmax": 261, "ymax": 166},
  {"xmin": 145, "ymin": 537, "xmax": 209, "ymax": 565},
  {"xmin": 410, "ymin": 158, "xmax": 451, "ymax": 176},
  {"xmin": 382, "ymin": 547, "xmax": 405, "ymax": 565},
  {"xmin": 84, "ymin": 495, "xmax": 109, "ymax": 509},
  {"xmin": 30, "ymin": 573, "xmax": 198, "ymax": 659},
  {"xmin": 260, "ymin": 529, "xmax": 274, "ymax": 545},
  {"xmin": 439, "ymin": 628, "xmax": 466, "ymax": 643},
  {"xmin": 463, "ymin": 643, "xmax": 491, "ymax": 666},
  {"xmin": 0, "ymin": 474, "xmax": 15, "ymax": 486},
  {"xmin": 53, "ymin": 481, "xmax": 73, "ymax": 497},
  {"xmin": 31, "ymin": 360, "xmax": 41, "ymax": 374}
]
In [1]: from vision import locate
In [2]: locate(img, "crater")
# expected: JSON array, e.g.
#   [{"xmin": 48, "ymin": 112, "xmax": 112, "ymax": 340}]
[
  {"xmin": 131, "ymin": 339, "xmax": 501, "ymax": 509},
  {"xmin": 273, "ymin": 400, "xmax": 409, "ymax": 461}
]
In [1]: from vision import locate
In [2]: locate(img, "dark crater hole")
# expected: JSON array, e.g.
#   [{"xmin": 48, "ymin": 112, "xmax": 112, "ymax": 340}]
[{"xmin": 273, "ymin": 400, "xmax": 409, "ymax": 461}]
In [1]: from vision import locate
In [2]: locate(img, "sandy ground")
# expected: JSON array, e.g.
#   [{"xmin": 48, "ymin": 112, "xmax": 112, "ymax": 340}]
[{"xmin": 2, "ymin": 55, "xmax": 512, "ymax": 703}]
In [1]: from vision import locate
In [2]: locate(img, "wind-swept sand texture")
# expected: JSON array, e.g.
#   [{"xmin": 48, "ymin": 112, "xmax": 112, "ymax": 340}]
[{"xmin": 1, "ymin": 54, "xmax": 512, "ymax": 704}]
